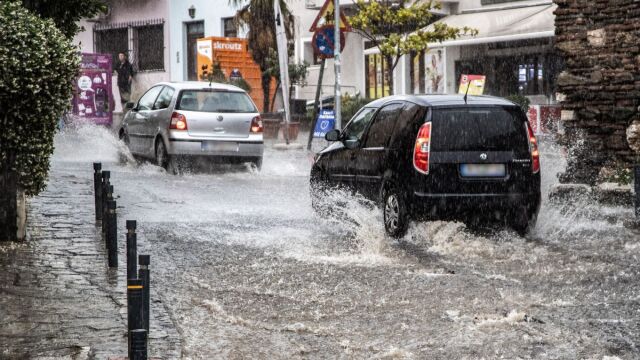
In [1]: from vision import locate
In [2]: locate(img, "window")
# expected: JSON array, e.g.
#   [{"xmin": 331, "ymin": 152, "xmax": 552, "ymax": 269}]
[
  {"xmin": 94, "ymin": 19, "xmax": 165, "ymax": 73},
  {"xmin": 409, "ymin": 51, "xmax": 425, "ymax": 94},
  {"xmin": 176, "ymin": 90, "xmax": 257, "ymax": 113},
  {"xmin": 135, "ymin": 25, "xmax": 164, "ymax": 71},
  {"xmin": 343, "ymin": 107, "xmax": 377, "ymax": 142},
  {"xmin": 95, "ymin": 28, "xmax": 128, "ymax": 66},
  {"xmin": 137, "ymin": 86, "xmax": 163, "ymax": 111},
  {"xmin": 364, "ymin": 103, "xmax": 403, "ymax": 148},
  {"xmin": 223, "ymin": 17, "xmax": 237, "ymax": 38},
  {"xmin": 153, "ymin": 86, "xmax": 175, "ymax": 110},
  {"xmin": 431, "ymin": 107, "xmax": 528, "ymax": 153},
  {"xmin": 365, "ymin": 53, "xmax": 390, "ymax": 99},
  {"xmin": 518, "ymin": 59, "xmax": 544, "ymax": 95},
  {"xmin": 303, "ymin": 41, "xmax": 321, "ymax": 65}
]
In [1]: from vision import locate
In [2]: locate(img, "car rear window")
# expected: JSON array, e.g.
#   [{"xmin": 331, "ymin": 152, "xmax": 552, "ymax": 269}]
[
  {"xmin": 430, "ymin": 107, "xmax": 528, "ymax": 152},
  {"xmin": 176, "ymin": 90, "xmax": 257, "ymax": 113}
]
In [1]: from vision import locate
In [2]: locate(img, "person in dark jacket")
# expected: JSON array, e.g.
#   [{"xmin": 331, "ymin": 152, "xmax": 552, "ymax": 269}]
[{"xmin": 116, "ymin": 52, "xmax": 135, "ymax": 106}]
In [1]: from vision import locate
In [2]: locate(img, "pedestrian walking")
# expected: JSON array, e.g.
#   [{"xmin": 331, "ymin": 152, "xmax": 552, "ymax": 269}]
[{"xmin": 116, "ymin": 52, "xmax": 135, "ymax": 107}]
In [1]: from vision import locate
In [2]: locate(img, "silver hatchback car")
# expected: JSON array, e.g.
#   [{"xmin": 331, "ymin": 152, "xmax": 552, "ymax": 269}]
[{"xmin": 119, "ymin": 81, "xmax": 264, "ymax": 171}]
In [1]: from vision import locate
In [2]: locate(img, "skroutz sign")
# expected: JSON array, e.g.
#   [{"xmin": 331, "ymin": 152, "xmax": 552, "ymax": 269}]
[{"xmin": 309, "ymin": 0, "xmax": 351, "ymax": 59}]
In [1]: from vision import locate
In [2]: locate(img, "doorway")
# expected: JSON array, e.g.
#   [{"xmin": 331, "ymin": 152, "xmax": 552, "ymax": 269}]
[{"xmin": 186, "ymin": 21, "xmax": 204, "ymax": 81}]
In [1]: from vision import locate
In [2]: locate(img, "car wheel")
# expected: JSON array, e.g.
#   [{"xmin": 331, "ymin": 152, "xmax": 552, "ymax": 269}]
[
  {"xmin": 155, "ymin": 139, "xmax": 169, "ymax": 170},
  {"xmin": 119, "ymin": 129, "xmax": 130, "ymax": 145},
  {"xmin": 252, "ymin": 157, "xmax": 263, "ymax": 171},
  {"xmin": 509, "ymin": 207, "xmax": 536, "ymax": 236},
  {"xmin": 383, "ymin": 186, "xmax": 409, "ymax": 238},
  {"xmin": 310, "ymin": 168, "xmax": 330, "ymax": 216}
]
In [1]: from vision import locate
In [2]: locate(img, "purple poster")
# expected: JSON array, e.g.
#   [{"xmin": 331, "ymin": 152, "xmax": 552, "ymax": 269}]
[{"xmin": 71, "ymin": 53, "xmax": 113, "ymax": 126}]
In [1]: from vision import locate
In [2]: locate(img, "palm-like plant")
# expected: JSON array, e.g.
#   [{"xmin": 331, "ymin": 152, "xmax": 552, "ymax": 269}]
[{"xmin": 231, "ymin": 0, "xmax": 294, "ymax": 112}]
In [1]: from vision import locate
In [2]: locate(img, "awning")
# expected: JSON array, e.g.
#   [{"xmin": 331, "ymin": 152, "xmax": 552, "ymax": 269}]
[{"xmin": 427, "ymin": 4, "xmax": 556, "ymax": 47}]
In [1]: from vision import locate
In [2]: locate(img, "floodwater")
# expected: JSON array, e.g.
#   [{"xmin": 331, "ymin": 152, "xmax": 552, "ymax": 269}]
[{"xmin": 49, "ymin": 125, "xmax": 638, "ymax": 359}]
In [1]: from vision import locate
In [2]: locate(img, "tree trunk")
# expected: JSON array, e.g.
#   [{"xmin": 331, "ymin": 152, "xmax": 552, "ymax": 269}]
[
  {"xmin": 261, "ymin": 72, "xmax": 272, "ymax": 112},
  {"xmin": 386, "ymin": 55, "xmax": 395, "ymax": 96},
  {"xmin": 0, "ymin": 158, "xmax": 20, "ymax": 241},
  {"xmin": 270, "ymin": 80, "xmax": 281, "ymax": 113}
]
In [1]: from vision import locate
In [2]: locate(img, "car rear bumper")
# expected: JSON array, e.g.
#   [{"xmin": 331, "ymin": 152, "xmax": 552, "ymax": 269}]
[
  {"xmin": 167, "ymin": 138, "xmax": 264, "ymax": 158},
  {"xmin": 409, "ymin": 191, "xmax": 541, "ymax": 220}
]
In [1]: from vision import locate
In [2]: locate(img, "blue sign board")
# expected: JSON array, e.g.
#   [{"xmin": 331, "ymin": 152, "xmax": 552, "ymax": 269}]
[
  {"xmin": 313, "ymin": 109, "xmax": 336, "ymax": 138},
  {"xmin": 312, "ymin": 26, "xmax": 346, "ymax": 59}
]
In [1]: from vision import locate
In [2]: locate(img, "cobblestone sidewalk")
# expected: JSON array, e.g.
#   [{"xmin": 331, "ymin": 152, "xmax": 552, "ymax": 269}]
[{"xmin": 0, "ymin": 167, "xmax": 182, "ymax": 359}]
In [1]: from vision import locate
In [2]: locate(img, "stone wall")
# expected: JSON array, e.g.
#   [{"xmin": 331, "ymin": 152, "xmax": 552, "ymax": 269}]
[{"xmin": 554, "ymin": 0, "xmax": 640, "ymax": 184}]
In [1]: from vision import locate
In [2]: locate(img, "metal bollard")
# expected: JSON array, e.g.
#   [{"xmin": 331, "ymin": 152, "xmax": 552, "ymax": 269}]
[
  {"xmin": 635, "ymin": 165, "xmax": 639, "ymax": 219},
  {"xmin": 127, "ymin": 220, "xmax": 138, "ymax": 280},
  {"xmin": 100, "ymin": 171, "xmax": 110, "ymax": 224},
  {"xmin": 138, "ymin": 254, "xmax": 150, "ymax": 332},
  {"xmin": 93, "ymin": 163, "xmax": 102, "ymax": 220},
  {"xmin": 127, "ymin": 279, "xmax": 145, "ymax": 334},
  {"xmin": 107, "ymin": 200, "xmax": 118, "ymax": 268},
  {"xmin": 102, "ymin": 184, "xmax": 113, "ymax": 245},
  {"xmin": 129, "ymin": 329, "xmax": 148, "ymax": 360}
]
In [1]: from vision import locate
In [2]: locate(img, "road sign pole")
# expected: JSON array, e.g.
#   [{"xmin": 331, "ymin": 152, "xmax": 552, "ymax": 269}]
[
  {"xmin": 307, "ymin": 57, "xmax": 327, "ymax": 150},
  {"xmin": 334, "ymin": 0, "xmax": 341, "ymax": 130}
]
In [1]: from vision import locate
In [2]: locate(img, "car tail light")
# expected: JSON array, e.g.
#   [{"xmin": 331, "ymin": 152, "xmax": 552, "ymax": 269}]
[
  {"xmin": 170, "ymin": 112, "xmax": 188, "ymax": 130},
  {"xmin": 525, "ymin": 122, "xmax": 540, "ymax": 173},
  {"xmin": 413, "ymin": 122, "xmax": 432, "ymax": 174},
  {"xmin": 250, "ymin": 115, "xmax": 263, "ymax": 133}
]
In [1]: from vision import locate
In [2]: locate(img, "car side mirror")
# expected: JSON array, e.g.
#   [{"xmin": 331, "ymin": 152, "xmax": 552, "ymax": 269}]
[
  {"xmin": 125, "ymin": 102, "xmax": 136, "ymax": 111},
  {"xmin": 325, "ymin": 129, "xmax": 341, "ymax": 142}
]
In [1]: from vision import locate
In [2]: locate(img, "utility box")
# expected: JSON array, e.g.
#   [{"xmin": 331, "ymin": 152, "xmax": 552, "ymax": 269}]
[{"xmin": 196, "ymin": 37, "xmax": 275, "ymax": 112}]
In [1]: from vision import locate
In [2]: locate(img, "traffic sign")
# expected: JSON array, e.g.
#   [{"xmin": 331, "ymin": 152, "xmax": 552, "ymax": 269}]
[
  {"xmin": 309, "ymin": 0, "xmax": 351, "ymax": 32},
  {"xmin": 312, "ymin": 25, "xmax": 346, "ymax": 58},
  {"xmin": 313, "ymin": 109, "xmax": 336, "ymax": 137}
]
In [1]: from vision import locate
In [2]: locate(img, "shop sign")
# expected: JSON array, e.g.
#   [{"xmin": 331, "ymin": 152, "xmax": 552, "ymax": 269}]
[{"xmin": 458, "ymin": 74, "xmax": 486, "ymax": 95}]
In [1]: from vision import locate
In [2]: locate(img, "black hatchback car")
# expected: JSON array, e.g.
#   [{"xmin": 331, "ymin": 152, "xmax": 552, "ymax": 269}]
[{"xmin": 310, "ymin": 95, "xmax": 541, "ymax": 237}]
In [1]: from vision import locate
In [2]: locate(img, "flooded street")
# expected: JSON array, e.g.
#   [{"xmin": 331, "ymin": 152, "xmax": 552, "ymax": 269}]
[{"xmin": 48, "ymin": 126, "xmax": 639, "ymax": 359}]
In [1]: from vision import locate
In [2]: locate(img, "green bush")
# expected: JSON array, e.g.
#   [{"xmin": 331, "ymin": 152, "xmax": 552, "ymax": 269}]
[
  {"xmin": 506, "ymin": 94, "xmax": 531, "ymax": 114},
  {"xmin": 341, "ymin": 94, "xmax": 372, "ymax": 123},
  {"xmin": 0, "ymin": 1, "xmax": 80, "ymax": 196}
]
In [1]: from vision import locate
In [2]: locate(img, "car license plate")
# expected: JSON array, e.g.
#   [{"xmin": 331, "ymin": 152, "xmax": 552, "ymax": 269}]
[
  {"xmin": 460, "ymin": 163, "xmax": 506, "ymax": 177},
  {"xmin": 201, "ymin": 141, "xmax": 238, "ymax": 152}
]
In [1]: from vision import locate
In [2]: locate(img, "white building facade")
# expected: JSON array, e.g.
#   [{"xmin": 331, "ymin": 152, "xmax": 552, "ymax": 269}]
[
  {"xmin": 73, "ymin": 0, "xmax": 559, "ymax": 114},
  {"xmin": 294, "ymin": 0, "xmax": 559, "ymax": 106}
]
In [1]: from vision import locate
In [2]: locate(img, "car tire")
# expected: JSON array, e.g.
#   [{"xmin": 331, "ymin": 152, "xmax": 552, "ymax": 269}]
[
  {"xmin": 119, "ymin": 129, "xmax": 130, "ymax": 145},
  {"xmin": 252, "ymin": 157, "xmax": 263, "ymax": 171},
  {"xmin": 383, "ymin": 185, "xmax": 409, "ymax": 238},
  {"xmin": 155, "ymin": 138, "xmax": 169, "ymax": 170},
  {"xmin": 310, "ymin": 167, "xmax": 330, "ymax": 216},
  {"xmin": 509, "ymin": 207, "xmax": 536, "ymax": 236}
]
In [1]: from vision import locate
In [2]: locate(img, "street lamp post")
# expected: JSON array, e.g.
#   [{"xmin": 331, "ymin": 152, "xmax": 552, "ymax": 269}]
[{"xmin": 334, "ymin": 0, "xmax": 341, "ymax": 130}]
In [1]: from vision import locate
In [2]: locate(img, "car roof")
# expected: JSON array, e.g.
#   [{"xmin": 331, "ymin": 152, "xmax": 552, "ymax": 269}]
[
  {"xmin": 363, "ymin": 94, "xmax": 517, "ymax": 108},
  {"xmin": 155, "ymin": 81, "xmax": 246, "ymax": 92}
]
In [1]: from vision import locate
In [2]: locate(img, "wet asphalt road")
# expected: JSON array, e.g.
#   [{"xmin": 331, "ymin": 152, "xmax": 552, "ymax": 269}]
[{"xmin": 46, "ymin": 127, "xmax": 640, "ymax": 359}]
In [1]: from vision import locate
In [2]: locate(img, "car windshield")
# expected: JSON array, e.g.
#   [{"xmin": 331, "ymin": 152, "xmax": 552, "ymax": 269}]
[
  {"xmin": 176, "ymin": 90, "xmax": 257, "ymax": 113},
  {"xmin": 430, "ymin": 106, "xmax": 529, "ymax": 152}
]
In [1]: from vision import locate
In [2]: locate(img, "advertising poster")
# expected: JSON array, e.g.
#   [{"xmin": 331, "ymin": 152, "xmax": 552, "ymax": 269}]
[
  {"xmin": 72, "ymin": 53, "xmax": 113, "ymax": 126},
  {"xmin": 313, "ymin": 109, "xmax": 336, "ymax": 138},
  {"xmin": 458, "ymin": 74, "xmax": 486, "ymax": 95},
  {"xmin": 425, "ymin": 49, "xmax": 444, "ymax": 94}
]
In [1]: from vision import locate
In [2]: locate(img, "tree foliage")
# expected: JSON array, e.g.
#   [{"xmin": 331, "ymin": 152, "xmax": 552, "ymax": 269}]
[
  {"xmin": 231, "ymin": 0, "xmax": 294, "ymax": 111},
  {"xmin": 20, "ymin": 0, "xmax": 107, "ymax": 38},
  {"xmin": 350, "ymin": 0, "xmax": 476, "ymax": 94},
  {"xmin": 0, "ymin": 1, "xmax": 80, "ymax": 196}
]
